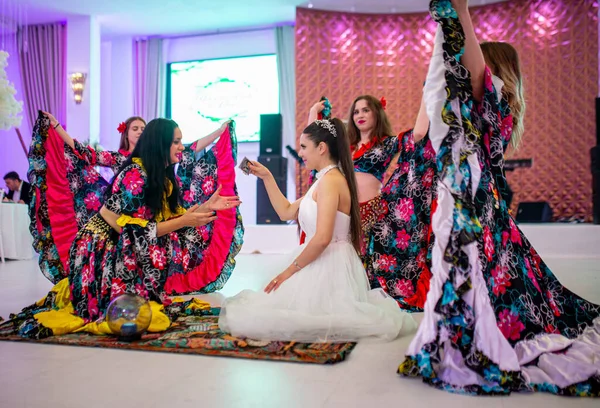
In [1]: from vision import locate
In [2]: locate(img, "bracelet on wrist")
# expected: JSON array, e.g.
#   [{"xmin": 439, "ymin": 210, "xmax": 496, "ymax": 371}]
[
  {"xmin": 53, "ymin": 123, "xmax": 60, "ymax": 129},
  {"xmin": 293, "ymin": 259, "xmax": 302, "ymax": 271}
]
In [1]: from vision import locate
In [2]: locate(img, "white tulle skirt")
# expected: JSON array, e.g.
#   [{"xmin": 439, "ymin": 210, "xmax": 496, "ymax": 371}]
[{"xmin": 218, "ymin": 241, "xmax": 417, "ymax": 343}]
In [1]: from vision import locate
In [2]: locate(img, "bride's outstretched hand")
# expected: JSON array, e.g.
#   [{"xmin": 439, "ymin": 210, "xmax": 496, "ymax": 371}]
[
  {"xmin": 206, "ymin": 185, "xmax": 241, "ymax": 211},
  {"xmin": 247, "ymin": 161, "xmax": 272, "ymax": 180},
  {"xmin": 264, "ymin": 268, "xmax": 295, "ymax": 293}
]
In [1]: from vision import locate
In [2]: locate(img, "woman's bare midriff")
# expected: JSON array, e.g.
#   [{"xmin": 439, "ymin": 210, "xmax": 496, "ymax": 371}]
[
  {"xmin": 355, "ymin": 171, "xmax": 381, "ymax": 203},
  {"xmin": 99, "ymin": 206, "xmax": 122, "ymax": 233}
]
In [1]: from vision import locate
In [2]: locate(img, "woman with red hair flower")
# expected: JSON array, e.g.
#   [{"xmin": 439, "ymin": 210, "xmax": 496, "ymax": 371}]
[
  {"xmin": 305, "ymin": 95, "xmax": 399, "ymax": 257},
  {"xmin": 1, "ymin": 118, "xmax": 241, "ymax": 340},
  {"xmin": 29, "ymin": 111, "xmax": 241, "ymax": 288},
  {"xmin": 306, "ymin": 94, "xmax": 437, "ymax": 313}
]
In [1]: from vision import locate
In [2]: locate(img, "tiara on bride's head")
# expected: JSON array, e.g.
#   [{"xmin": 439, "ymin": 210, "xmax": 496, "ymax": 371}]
[{"xmin": 315, "ymin": 119, "xmax": 337, "ymax": 138}]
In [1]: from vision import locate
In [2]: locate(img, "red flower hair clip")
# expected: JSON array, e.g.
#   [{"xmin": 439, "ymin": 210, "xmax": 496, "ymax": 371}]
[
  {"xmin": 380, "ymin": 96, "xmax": 387, "ymax": 111},
  {"xmin": 117, "ymin": 122, "xmax": 127, "ymax": 134}
]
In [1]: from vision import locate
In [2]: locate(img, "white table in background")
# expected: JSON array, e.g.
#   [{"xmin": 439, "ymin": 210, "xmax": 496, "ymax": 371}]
[{"xmin": 0, "ymin": 202, "xmax": 34, "ymax": 260}]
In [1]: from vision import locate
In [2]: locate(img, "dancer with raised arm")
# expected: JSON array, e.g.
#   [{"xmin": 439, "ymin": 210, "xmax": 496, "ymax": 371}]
[{"xmin": 399, "ymin": 0, "xmax": 600, "ymax": 396}]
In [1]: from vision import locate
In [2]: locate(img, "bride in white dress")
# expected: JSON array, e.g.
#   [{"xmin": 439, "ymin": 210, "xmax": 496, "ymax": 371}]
[{"xmin": 219, "ymin": 118, "xmax": 417, "ymax": 343}]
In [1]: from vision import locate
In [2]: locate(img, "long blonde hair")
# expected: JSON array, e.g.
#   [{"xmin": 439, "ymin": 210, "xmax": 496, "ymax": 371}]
[{"xmin": 481, "ymin": 42, "xmax": 526, "ymax": 149}]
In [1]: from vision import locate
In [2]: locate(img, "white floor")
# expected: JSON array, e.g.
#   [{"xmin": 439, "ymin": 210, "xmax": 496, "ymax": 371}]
[{"xmin": 1, "ymin": 238, "xmax": 600, "ymax": 407}]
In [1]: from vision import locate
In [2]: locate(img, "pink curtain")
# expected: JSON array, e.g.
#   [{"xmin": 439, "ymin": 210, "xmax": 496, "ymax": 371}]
[{"xmin": 17, "ymin": 23, "xmax": 67, "ymax": 129}]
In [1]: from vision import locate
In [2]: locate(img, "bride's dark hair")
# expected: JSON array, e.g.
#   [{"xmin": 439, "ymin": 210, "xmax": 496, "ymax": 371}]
[{"xmin": 302, "ymin": 118, "xmax": 361, "ymax": 252}]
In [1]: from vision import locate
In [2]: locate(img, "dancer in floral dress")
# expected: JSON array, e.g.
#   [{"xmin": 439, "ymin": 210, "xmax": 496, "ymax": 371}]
[
  {"xmin": 309, "ymin": 96, "xmax": 439, "ymax": 312},
  {"xmin": 306, "ymin": 96, "xmax": 400, "ymax": 258},
  {"xmin": 2, "ymin": 118, "xmax": 241, "ymax": 340},
  {"xmin": 29, "ymin": 111, "xmax": 239, "ymax": 285},
  {"xmin": 399, "ymin": 0, "xmax": 600, "ymax": 396},
  {"xmin": 366, "ymin": 97, "xmax": 438, "ymax": 311}
]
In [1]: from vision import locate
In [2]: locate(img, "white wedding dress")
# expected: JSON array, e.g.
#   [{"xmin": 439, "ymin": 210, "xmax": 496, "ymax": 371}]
[{"xmin": 219, "ymin": 166, "xmax": 417, "ymax": 343}]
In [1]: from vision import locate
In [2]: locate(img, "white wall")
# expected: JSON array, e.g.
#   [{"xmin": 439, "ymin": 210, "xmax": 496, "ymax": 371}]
[
  {"xmin": 235, "ymin": 142, "xmax": 260, "ymax": 224},
  {"xmin": 65, "ymin": 16, "xmax": 101, "ymax": 143},
  {"xmin": 166, "ymin": 29, "xmax": 276, "ymax": 64},
  {"xmin": 99, "ymin": 36, "xmax": 135, "ymax": 151},
  {"xmin": 100, "ymin": 41, "xmax": 112, "ymax": 148}
]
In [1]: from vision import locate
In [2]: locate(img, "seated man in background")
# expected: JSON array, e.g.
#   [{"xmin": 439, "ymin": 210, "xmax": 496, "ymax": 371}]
[{"xmin": 3, "ymin": 171, "xmax": 31, "ymax": 205}]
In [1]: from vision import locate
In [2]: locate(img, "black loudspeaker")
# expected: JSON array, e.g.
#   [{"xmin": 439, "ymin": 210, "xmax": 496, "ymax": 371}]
[
  {"xmin": 256, "ymin": 155, "xmax": 288, "ymax": 224},
  {"xmin": 516, "ymin": 201, "xmax": 553, "ymax": 223},
  {"xmin": 257, "ymin": 155, "xmax": 287, "ymax": 178},
  {"xmin": 259, "ymin": 114, "xmax": 283, "ymax": 156},
  {"xmin": 592, "ymin": 145, "xmax": 600, "ymax": 224}
]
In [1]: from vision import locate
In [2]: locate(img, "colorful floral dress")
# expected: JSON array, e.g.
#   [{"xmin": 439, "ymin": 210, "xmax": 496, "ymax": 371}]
[
  {"xmin": 398, "ymin": 0, "xmax": 600, "ymax": 396},
  {"xmin": 27, "ymin": 114, "xmax": 122, "ymax": 283},
  {"xmin": 166, "ymin": 126, "xmax": 244, "ymax": 296},
  {"xmin": 67, "ymin": 140, "xmax": 130, "ymax": 222},
  {"xmin": 366, "ymin": 130, "xmax": 437, "ymax": 311},
  {"xmin": 352, "ymin": 136, "xmax": 400, "ymax": 184},
  {"xmin": 68, "ymin": 159, "xmax": 173, "ymax": 321},
  {"xmin": 353, "ymin": 136, "xmax": 400, "ymax": 254},
  {"xmin": 28, "ymin": 113, "xmax": 243, "ymax": 293}
]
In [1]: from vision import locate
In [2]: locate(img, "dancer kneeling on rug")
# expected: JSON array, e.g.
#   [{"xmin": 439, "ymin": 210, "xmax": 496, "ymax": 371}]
[
  {"xmin": 0, "ymin": 118, "xmax": 240, "ymax": 338},
  {"xmin": 30, "ymin": 111, "xmax": 242, "ymax": 288},
  {"xmin": 219, "ymin": 118, "xmax": 417, "ymax": 342}
]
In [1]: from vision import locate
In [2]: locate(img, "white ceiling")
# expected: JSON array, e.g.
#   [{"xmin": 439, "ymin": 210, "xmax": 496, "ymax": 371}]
[{"xmin": 3, "ymin": 0, "xmax": 506, "ymax": 38}]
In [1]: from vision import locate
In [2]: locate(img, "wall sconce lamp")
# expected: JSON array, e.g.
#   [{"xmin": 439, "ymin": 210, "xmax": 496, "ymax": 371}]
[{"xmin": 69, "ymin": 72, "xmax": 87, "ymax": 104}]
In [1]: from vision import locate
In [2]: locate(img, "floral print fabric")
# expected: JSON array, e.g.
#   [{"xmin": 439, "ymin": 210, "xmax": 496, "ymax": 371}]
[
  {"xmin": 398, "ymin": 0, "xmax": 600, "ymax": 397},
  {"xmin": 366, "ymin": 130, "xmax": 437, "ymax": 312}
]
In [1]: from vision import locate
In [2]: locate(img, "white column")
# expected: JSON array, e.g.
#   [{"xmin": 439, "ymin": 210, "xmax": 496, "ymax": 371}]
[{"xmin": 65, "ymin": 16, "xmax": 101, "ymax": 144}]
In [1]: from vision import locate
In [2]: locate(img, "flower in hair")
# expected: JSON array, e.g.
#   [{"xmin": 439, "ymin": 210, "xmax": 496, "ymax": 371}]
[
  {"xmin": 315, "ymin": 119, "xmax": 337, "ymax": 137},
  {"xmin": 117, "ymin": 122, "xmax": 127, "ymax": 134},
  {"xmin": 380, "ymin": 96, "xmax": 387, "ymax": 110}
]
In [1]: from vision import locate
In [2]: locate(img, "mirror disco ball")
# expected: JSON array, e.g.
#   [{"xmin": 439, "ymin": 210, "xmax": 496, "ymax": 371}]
[{"xmin": 106, "ymin": 294, "xmax": 153, "ymax": 341}]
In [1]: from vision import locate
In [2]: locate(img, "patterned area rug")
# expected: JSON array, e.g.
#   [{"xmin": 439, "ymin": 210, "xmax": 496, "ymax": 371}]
[{"xmin": 0, "ymin": 309, "xmax": 356, "ymax": 365}]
